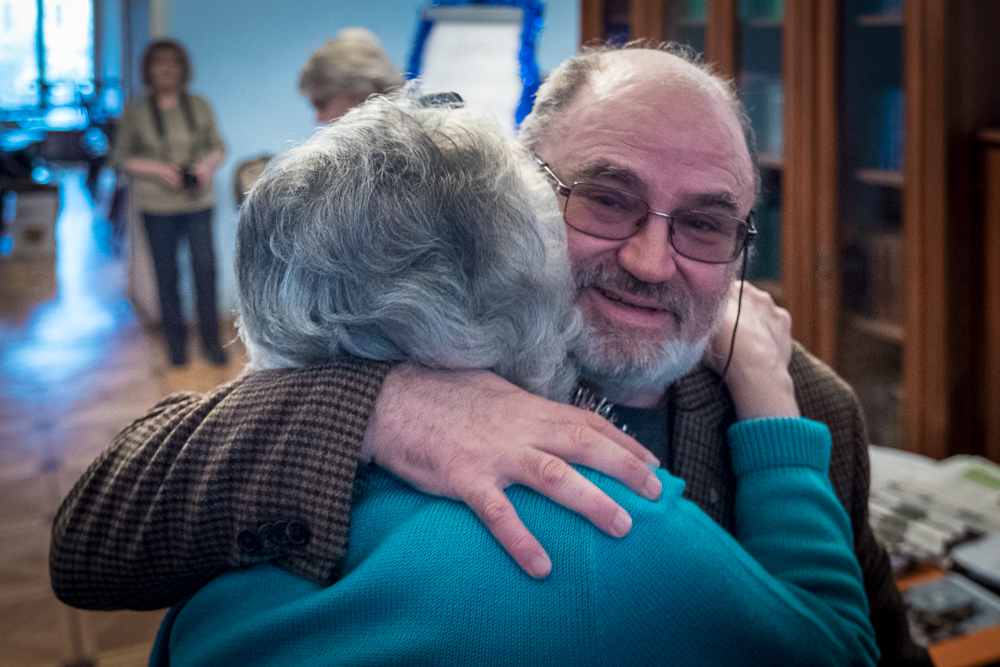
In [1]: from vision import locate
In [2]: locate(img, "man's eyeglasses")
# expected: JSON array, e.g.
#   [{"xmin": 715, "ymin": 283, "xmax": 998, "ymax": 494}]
[{"xmin": 538, "ymin": 162, "xmax": 756, "ymax": 264}]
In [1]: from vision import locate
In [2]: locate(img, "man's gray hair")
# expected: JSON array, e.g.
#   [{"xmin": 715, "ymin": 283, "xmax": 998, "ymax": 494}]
[
  {"xmin": 298, "ymin": 28, "xmax": 404, "ymax": 103},
  {"xmin": 519, "ymin": 41, "xmax": 761, "ymax": 196},
  {"xmin": 236, "ymin": 85, "xmax": 579, "ymax": 400}
]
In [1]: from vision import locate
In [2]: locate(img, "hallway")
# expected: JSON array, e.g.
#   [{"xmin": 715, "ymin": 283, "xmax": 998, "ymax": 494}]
[{"xmin": 0, "ymin": 167, "xmax": 246, "ymax": 667}]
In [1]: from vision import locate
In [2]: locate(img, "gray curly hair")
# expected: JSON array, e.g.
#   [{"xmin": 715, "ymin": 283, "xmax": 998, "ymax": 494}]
[
  {"xmin": 236, "ymin": 85, "xmax": 580, "ymax": 400},
  {"xmin": 298, "ymin": 28, "xmax": 404, "ymax": 104}
]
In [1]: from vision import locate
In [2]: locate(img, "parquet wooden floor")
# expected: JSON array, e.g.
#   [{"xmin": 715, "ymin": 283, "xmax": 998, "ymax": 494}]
[{"xmin": 0, "ymin": 167, "xmax": 246, "ymax": 667}]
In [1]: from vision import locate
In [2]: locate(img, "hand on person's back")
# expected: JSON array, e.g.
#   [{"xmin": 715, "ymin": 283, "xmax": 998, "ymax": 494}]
[{"xmin": 360, "ymin": 363, "xmax": 662, "ymax": 578}]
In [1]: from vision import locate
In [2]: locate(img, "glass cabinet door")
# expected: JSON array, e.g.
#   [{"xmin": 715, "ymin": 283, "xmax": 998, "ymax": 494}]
[
  {"xmin": 836, "ymin": 0, "xmax": 905, "ymax": 449},
  {"xmin": 662, "ymin": 0, "xmax": 706, "ymax": 56},
  {"xmin": 735, "ymin": 0, "xmax": 784, "ymax": 292},
  {"xmin": 601, "ymin": 0, "xmax": 632, "ymax": 44},
  {"xmin": 663, "ymin": 0, "xmax": 785, "ymax": 294}
]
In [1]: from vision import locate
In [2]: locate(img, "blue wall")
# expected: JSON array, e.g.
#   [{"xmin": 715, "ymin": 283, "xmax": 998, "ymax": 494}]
[{"xmin": 163, "ymin": 0, "xmax": 580, "ymax": 312}]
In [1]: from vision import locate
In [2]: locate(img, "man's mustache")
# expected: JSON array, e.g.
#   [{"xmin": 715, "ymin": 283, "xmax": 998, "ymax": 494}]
[{"xmin": 573, "ymin": 263, "xmax": 692, "ymax": 321}]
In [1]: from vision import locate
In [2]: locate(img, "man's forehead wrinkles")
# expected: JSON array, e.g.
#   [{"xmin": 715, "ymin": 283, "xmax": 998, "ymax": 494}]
[{"xmin": 573, "ymin": 161, "xmax": 643, "ymax": 189}]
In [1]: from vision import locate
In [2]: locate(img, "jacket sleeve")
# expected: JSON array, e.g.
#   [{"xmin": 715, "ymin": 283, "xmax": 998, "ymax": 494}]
[
  {"xmin": 789, "ymin": 343, "xmax": 933, "ymax": 667},
  {"xmin": 50, "ymin": 357, "xmax": 391, "ymax": 611}
]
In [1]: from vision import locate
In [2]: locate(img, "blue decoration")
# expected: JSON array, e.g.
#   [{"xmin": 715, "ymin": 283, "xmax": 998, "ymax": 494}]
[{"xmin": 406, "ymin": 0, "xmax": 544, "ymax": 127}]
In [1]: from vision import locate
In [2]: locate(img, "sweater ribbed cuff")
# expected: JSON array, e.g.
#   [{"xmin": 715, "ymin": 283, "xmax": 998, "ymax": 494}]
[{"xmin": 729, "ymin": 417, "xmax": 832, "ymax": 477}]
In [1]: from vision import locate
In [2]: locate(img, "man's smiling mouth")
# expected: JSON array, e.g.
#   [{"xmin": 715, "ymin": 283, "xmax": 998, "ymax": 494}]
[{"xmin": 595, "ymin": 287, "xmax": 667, "ymax": 313}]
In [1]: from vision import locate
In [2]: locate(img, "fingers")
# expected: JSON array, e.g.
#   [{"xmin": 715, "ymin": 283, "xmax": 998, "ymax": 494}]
[
  {"xmin": 460, "ymin": 451, "xmax": 645, "ymax": 579},
  {"xmin": 514, "ymin": 449, "xmax": 639, "ymax": 539},
  {"xmin": 739, "ymin": 282, "xmax": 793, "ymax": 365},
  {"xmin": 464, "ymin": 485, "xmax": 552, "ymax": 578},
  {"xmin": 366, "ymin": 366, "xmax": 665, "ymax": 579},
  {"xmin": 549, "ymin": 410, "xmax": 662, "ymax": 501},
  {"xmin": 160, "ymin": 164, "xmax": 184, "ymax": 190}
]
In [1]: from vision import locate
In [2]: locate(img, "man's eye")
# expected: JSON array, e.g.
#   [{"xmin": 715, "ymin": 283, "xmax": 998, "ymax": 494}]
[
  {"xmin": 676, "ymin": 213, "xmax": 726, "ymax": 235},
  {"xmin": 580, "ymin": 188, "xmax": 636, "ymax": 213}
]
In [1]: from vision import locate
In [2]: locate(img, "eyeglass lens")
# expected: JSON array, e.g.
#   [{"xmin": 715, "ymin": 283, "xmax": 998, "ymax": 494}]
[{"xmin": 565, "ymin": 182, "xmax": 747, "ymax": 263}]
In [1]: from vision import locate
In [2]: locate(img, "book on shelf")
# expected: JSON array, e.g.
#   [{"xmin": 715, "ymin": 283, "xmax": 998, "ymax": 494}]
[
  {"xmin": 747, "ymin": 201, "xmax": 781, "ymax": 283},
  {"xmin": 684, "ymin": 0, "xmax": 706, "ymax": 22},
  {"xmin": 877, "ymin": 0, "xmax": 903, "ymax": 16},
  {"xmin": 738, "ymin": 0, "xmax": 783, "ymax": 22},
  {"xmin": 869, "ymin": 233, "xmax": 905, "ymax": 325},
  {"xmin": 877, "ymin": 87, "xmax": 905, "ymax": 172}
]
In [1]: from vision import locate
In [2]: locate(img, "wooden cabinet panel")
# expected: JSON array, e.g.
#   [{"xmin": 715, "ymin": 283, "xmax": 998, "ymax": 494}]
[{"xmin": 982, "ymin": 131, "xmax": 1000, "ymax": 465}]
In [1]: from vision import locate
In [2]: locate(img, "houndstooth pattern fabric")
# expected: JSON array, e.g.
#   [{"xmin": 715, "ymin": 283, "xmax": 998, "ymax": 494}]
[{"xmin": 50, "ymin": 356, "xmax": 391, "ymax": 611}]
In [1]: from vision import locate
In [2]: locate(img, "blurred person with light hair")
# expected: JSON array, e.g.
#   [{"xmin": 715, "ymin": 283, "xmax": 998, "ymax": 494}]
[{"xmin": 298, "ymin": 27, "xmax": 404, "ymax": 124}]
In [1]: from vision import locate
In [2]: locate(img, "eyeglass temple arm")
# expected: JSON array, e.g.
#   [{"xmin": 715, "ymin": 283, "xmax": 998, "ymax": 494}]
[
  {"xmin": 532, "ymin": 157, "xmax": 574, "ymax": 197},
  {"xmin": 744, "ymin": 210, "xmax": 758, "ymax": 239}
]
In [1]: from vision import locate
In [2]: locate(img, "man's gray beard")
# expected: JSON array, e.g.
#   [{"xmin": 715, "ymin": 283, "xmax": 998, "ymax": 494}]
[
  {"xmin": 569, "ymin": 261, "xmax": 732, "ymax": 402},
  {"xmin": 572, "ymin": 325, "xmax": 711, "ymax": 401}
]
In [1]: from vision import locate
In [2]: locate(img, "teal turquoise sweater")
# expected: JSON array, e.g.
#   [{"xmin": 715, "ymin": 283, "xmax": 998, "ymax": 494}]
[{"xmin": 153, "ymin": 418, "xmax": 878, "ymax": 666}]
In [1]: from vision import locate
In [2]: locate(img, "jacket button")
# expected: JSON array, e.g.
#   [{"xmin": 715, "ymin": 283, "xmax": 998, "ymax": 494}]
[
  {"xmin": 237, "ymin": 529, "xmax": 260, "ymax": 553},
  {"xmin": 257, "ymin": 522, "xmax": 276, "ymax": 548},
  {"xmin": 272, "ymin": 521, "xmax": 290, "ymax": 545},
  {"xmin": 286, "ymin": 520, "xmax": 311, "ymax": 546}
]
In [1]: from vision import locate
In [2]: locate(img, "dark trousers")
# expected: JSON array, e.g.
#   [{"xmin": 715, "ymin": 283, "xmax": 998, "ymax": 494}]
[{"xmin": 143, "ymin": 209, "xmax": 221, "ymax": 364}]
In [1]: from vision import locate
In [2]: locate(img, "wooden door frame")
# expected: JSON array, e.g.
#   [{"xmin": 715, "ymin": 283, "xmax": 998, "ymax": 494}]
[
  {"xmin": 580, "ymin": 0, "xmax": 603, "ymax": 44},
  {"xmin": 903, "ymin": 0, "xmax": 950, "ymax": 458},
  {"xmin": 982, "ymin": 132, "xmax": 1000, "ymax": 464},
  {"xmin": 782, "ymin": 1, "xmax": 839, "ymax": 365}
]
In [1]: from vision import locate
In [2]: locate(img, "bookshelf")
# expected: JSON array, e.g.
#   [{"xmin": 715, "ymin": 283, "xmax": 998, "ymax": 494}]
[
  {"xmin": 737, "ymin": 1, "xmax": 783, "ymax": 287},
  {"xmin": 579, "ymin": 0, "xmax": 1000, "ymax": 461}
]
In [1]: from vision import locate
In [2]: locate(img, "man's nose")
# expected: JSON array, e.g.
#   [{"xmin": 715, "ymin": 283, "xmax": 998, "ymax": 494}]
[{"xmin": 617, "ymin": 216, "xmax": 679, "ymax": 284}]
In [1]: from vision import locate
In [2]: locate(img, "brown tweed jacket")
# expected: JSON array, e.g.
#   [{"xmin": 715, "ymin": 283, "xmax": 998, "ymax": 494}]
[{"xmin": 50, "ymin": 345, "xmax": 930, "ymax": 665}]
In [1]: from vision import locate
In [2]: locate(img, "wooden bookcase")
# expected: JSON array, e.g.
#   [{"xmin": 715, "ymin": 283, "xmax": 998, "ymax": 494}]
[{"xmin": 578, "ymin": 0, "xmax": 1000, "ymax": 461}]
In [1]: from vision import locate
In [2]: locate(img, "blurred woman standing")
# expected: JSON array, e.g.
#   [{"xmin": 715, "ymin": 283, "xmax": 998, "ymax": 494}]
[{"xmin": 112, "ymin": 39, "xmax": 227, "ymax": 366}]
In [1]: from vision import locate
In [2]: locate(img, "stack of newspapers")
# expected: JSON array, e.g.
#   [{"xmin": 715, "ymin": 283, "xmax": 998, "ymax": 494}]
[{"xmin": 868, "ymin": 447, "xmax": 1000, "ymax": 647}]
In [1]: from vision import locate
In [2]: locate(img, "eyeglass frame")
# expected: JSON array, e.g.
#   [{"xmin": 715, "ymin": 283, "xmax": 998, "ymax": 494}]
[{"xmin": 536, "ymin": 161, "xmax": 757, "ymax": 265}]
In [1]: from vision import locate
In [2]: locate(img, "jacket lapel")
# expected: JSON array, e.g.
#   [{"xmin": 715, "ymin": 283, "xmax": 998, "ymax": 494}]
[{"xmin": 668, "ymin": 362, "xmax": 739, "ymax": 533}]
